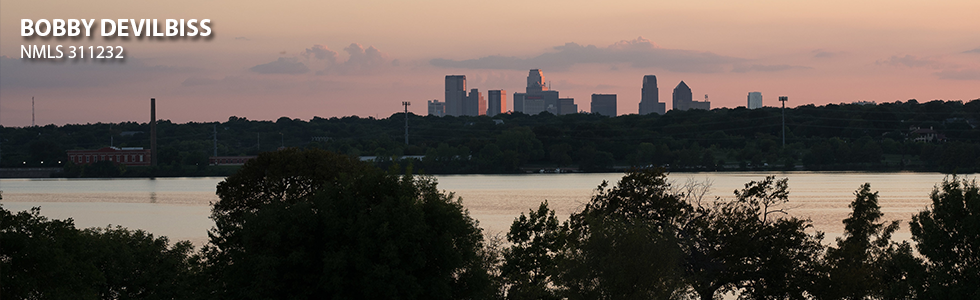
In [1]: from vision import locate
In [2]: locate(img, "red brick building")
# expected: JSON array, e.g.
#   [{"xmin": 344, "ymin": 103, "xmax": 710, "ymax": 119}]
[{"xmin": 67, "ymin": 147, "xmax": 152, "ymax": 166}]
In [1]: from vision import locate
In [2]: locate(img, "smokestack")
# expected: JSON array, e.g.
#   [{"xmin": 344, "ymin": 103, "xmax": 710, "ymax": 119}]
[{"xmin": 150, "ymin": 98, "xmax": 157, "ymax": 166}]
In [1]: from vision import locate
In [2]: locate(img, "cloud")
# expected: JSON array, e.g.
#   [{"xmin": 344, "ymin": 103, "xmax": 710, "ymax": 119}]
[
  {"xmin": 0, "ymin": 55, "xmax": 188, "ymax": 89},
  {"xmin": 315, "ymin": 43, "xmax": 394, "ymax": 75},
  {"xmin": 964, "ymin": 48, "xmax": 980, "ymax": 54},
  {"xmin": 430, "ymin": 37, "xmax": 744, "ymax": 73},
  {"xmin": 181, "ymin": 76, "xmax": 221, "ymax": 86},
  {"xmin": 875, "ymin": 55, "xmax": 941, "ymax": 68},
  {"xmin": 249, "ymin": 57, "xmax": 309, "ymax": 74},
  {"xmin": 303, "ymin": 44, "xmax": 338, "ymax": 63},
  {"xmin": 341, "ymin": 43, "xmax": 389, "ymax": 72},
  {"xmin": 732, "ymin": 64, "xmax": 812, "ymax": 73},
  {"xmin": 234, "ymin": 36, "xmax": 250, "ymax": 41},
  {"xmin": 934, "ymin": 69, "xmax": 980, "ymax": 80},
  {"xmin": 812, "ymin": 50, "xmax": 842, "ymax": 58}
]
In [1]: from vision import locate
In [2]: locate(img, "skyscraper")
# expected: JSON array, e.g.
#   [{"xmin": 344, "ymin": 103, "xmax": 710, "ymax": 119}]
[
  {"xmin": 673, "ymin": 81, "xmax": 693, "ymax": 111},
  {"xmin": 591, "ymin": 94, "xmax": 617, "ymax": 117},
  {"xmin": 672, "ymin": 81, "xmax": 710, "ymax": 111},
  {"xmin": 639, "ymin": 75, "xmax": 666, "ymax": 115},
  {"xmin": 463, "ymin": 88, "xmax": 485, "ymax": 116},
  {"xmin": 514, "ymin": 69, "xmax": 562, "ymax": 115},
  {"xmin": 445, "ymin": 75, "xmax": 466, "ymax": 116},
  {"xmin": 748, "ymin": 92, "xmax": 763, "ymax": 109},
  {"xmin": 527, "ymin": 69, "xmax": 546, "ymax": 93},
  {"xmin": 487, "ymin": 90, "xmax": 506, "ymax": 116}
]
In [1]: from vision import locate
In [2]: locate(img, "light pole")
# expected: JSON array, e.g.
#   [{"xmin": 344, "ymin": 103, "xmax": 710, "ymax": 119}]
[
  {"xmin": 779, "ymin": 96, "xmax": 788, "ymax": 148},
  {"xmin": 402, "ymin": 101, "xmax": 411, "ymax": 145}
]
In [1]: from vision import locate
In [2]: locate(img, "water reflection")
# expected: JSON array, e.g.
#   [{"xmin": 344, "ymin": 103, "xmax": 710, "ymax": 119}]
[{"xmin": 0, "ymin": 172, "xmax": 974, "ymax": 247}]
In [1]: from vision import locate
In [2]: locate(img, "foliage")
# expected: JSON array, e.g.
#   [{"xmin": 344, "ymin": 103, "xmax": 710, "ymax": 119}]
[
  {"xmin": 501, "ymin": 201, "xmax": 568, "ymax": 300},
  {"xmin": 683, "ymin": 176, "xmax": 824, "ymax": 300},
  {"xmin": 910, "ymin": 176, "xmax": 980, "ymax": 298},
  {"xmin": 5, "ymin": 99, "xmax": 980, "ymax": 174},
  {"xmin": 203, "ymin": 148, "xmax": 499, "ymax": 299},
  {"xmin": 502, "ymin": 170, "xmax": 825, "ymax": 300},
  {"xmin": 818, "ymin": 183, "xmax": 924, "ymax": 299},
  {"xmin": 0, "ymin": 205, "xmax": 197, "ymax": 300}
]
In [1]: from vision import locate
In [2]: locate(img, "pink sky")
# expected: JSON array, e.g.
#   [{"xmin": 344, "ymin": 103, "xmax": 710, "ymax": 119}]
[{"xmin": 1, "ymin": 0, "xmax": 978, "ymax": 127}]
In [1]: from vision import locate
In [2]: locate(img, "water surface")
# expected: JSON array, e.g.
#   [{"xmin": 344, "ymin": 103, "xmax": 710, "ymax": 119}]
[{"xmin": 1, "ymin": 172, "xmax": 969, "ymax": 247}]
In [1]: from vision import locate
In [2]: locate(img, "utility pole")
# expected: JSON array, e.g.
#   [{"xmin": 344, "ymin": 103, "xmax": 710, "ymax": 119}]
[
  {"xmin": 257, "ymin": 133, "xmax": 260, "ymax": 152},
  {"xmin": 779, "ymin": 96, "xmax": 788, "ymax": 148},
  {"xmin": 32, "ymin": 97, "xmax": 35, "ymax": 127},
  {"xmin": 402, "ymin": 101, "xmax": 411, "ymax": 145},
  {"xmin": 213, "ymin": 124, "xmax": 218, "ymax": 157}
]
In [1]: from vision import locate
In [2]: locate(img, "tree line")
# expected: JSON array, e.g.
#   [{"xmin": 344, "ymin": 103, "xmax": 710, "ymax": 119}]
[
  {"xmin": 3, "ymin": 99, "xmax": 980, "ymax": 176},
  {"xmin": 2, "ymin": 149, "xmax": 978, "ymax": 299}
]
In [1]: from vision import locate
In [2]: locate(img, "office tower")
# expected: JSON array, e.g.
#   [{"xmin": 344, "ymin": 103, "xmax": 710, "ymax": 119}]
[
  {"xmin": 463, "ymin": 88, "xmax": 485, "ymax": 116},
  {"xmin": 514, "ymin": 69, "xmax": 562, "ymax": 115},
  {"xmin": 513, "ymin": 92, "xmax": 525, "ymax": 114},
  {"xmin": 591, "ymin": 94, "xmax": 617, "ymax": 117},
  {"xmin": 559, "ymin": 98, "xmax": 577, "ymax": 115},
  {"xmin": 527, "ymin": 69, "xmax": 547, "ymax": 93},
  {"xmin": 672, "ymin": 81, "xmax": 693, "ymax": 111},
  {"xmin": 524, "ymin": 94, "xmax": 545, "ymax": 115},
  {"xmin": 672, "ymin": 81, "xmax": 710, "ymax": 111},
  {"xmin": 748, "ymin": 92, "xmax": 763, "ymax": 109},
  {"xmin": 487, "ymin": 90, "xmax": 507, "ymax": 116},
  {"xmin": 445, "ymin": 75, "xmax": 466, "ymax": 116},
  {"xmin": 428, "ymin": 100, "xmax": 445, "ymax": 116},
  {"xmin": 639, "ymin": 75, "xmax": 666, "ymax": 115}
]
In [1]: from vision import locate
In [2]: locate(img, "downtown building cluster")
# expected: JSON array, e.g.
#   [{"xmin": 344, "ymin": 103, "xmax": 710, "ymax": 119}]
[{"xmin": 429, "ymin": 69, "xmax": 769, "ymax": 117}]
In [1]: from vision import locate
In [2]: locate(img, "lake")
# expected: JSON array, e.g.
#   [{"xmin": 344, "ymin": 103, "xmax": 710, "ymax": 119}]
[{"xmin": 1, "ymin": 172, "xmax": 972, "ymax": 248}]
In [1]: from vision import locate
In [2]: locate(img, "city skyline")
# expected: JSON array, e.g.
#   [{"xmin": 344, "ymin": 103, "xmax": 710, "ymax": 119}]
[{"xmin": 1, "ymin": 0, "xmax": 979, "ymax": 126}]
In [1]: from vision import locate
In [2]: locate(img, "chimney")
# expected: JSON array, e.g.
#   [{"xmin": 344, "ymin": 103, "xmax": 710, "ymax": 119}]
[{"xmin": 150, "ymin": 98, "xmax": 157, "ymax": 166}]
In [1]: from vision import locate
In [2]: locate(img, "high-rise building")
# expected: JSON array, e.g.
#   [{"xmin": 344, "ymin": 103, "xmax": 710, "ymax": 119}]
[
  {"xmin": 487, "ymin": 90, "xmax": 507, "ymax": 116},
  {"xmin": 512, "ymin": 92, "xmax": 525, "ymax": 114},
  {"xmin": 672, "ymin": 81, "xmax": 692, "ymax": 111},
  {"xmin": 428, "ymin": 100, "xmax": 445, "ymax": 116},
  {"xmin": 747, "ymin": 92, "xmax": 763, "ymax": 109},
  {"xmin": 672, "ymin": 81, "xmax": 710, "ymax": 111},
  {"xmin": 559, "ymin": 98, "xmax": 577, "ymax": 115},
  {"xmin": 514, "ymin": 69, "xmax": 564, "ymax": 115},
  {"xmin": 463, "ymin": 88, "xmax": 485, "ymax": 116},
  {"xmin": 527, "ymin": 69, "xmax": 546, "ymax": 93},
  {"xmin": 639, "ymin": 75, "xmax": 666, "ymax": 115},
  {"xmin": 524, "ymin": 94, "xmax": 545, "ymax": 115},
  {"xmin": 445, "ymin": 75, "xmax": 466, "ymax": 116},
  {"xmin": 591, "ymin": 94, "xmax": 617, "ymax": 117}
]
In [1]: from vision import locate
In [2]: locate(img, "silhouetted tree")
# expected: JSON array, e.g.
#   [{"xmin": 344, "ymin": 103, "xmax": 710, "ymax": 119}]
[
  {"xmin": 203, "ymin": 148, "xmax": 499, "ymax": 299},
  {"xmin": 0, "ymin": 205, "xmax": 197, "ymax": 299},
  {"xmin": 910, "ymin": 176, "xmax": 980, "ymax": 298}
]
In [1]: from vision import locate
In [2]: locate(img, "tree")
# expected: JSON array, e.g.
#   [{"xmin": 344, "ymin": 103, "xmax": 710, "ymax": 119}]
[
  {"xmin": 910, "ymin": 176, "xmax": 980, "ymax": 298},
  {"xmin": 0, "ymin": 204, "xmax": 197, "ymax": 299},
  {"xmin": 501, "ymin": 170, "xmax": 826, "ymax": 300},
  {"xmin": 203, "ymin": 148, "xmax": 499, "ymax": 299},
  {"xmin": 682, "ymin": 176, "xmax": 824, "ymax": 300},
  {"xmin": 501, "ymin": 201, "xmax": 568, "ymax": 300},
  {"xmin": 819, "ymin": 183, "xmax": 924, "ymax": 299},
  {"xmin": 559, "ymin": 168, "xmax": 690, "ymax": 299}
]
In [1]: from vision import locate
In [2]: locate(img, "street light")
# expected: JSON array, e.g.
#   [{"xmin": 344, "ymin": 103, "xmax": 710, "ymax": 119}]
[
  {"xmin": 402, "ymin": 101, "xmax": 411, "ymax": 145},
  {"xmin": 779, "ymin": 96, "xmax": 788, "ymax": 148}
]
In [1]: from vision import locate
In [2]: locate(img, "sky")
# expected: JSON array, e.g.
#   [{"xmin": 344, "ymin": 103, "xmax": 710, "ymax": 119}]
[{"xmin": 1, "ymin": 0, "xmax": 978, "ymax": 127}]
